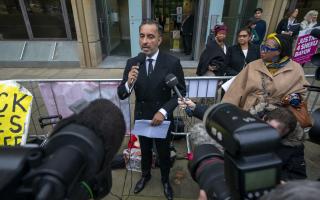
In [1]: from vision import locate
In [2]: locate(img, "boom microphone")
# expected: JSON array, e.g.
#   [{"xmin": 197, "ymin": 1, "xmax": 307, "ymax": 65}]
[
  {"xmin": 189, "ymin": 123, "xmax": 224, "ymax": 152},
  {"xmin": 0, "ymin": 99, "xmax": 126, "ymax": 200},
  {"xmin": 165, "ymin": 74, "xmax": 193, "ymax": 117}
]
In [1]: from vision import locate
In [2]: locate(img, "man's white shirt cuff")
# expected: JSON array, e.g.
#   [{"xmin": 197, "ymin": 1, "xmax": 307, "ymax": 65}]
[{"xmin": 159, "ymin": 108, "xmax": 168, "ymax": 119}]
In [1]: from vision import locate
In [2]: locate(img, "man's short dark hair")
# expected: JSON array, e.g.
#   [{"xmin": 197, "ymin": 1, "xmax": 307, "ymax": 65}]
[
  {"xmin": 254, "ymin": 8, "xmax": 263, "ymax": 13},
  {"xmin": 139, "ymin": 19, "xmax": 163, "ymax": 36},
  {"xmin": 260, "ymin": 180, "xmax": 320, "ymax": 200},
  {"xmin": 264, "ymin": 107, "xmax": 297, "ymax": 135}
]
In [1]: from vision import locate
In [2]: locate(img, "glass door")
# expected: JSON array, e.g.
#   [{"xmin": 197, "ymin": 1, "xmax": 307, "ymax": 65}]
[
  {"xmin": 222, "ymin": 0, "xmax": 258, "ymax": 45},
  {"xmin": 96, "ymin": 0, "xmax": 131, "ymax": 57}
]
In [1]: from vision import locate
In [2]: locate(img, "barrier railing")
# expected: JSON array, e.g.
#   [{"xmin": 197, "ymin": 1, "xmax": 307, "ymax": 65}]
[{"xmin": 9, "ymin": 74, "xmax": 318, "ymax": 140}]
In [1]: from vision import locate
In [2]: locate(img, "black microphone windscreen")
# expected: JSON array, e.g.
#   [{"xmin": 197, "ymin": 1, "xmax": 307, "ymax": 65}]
[
  {"xmin": 165, "ymin": 73, "xmax": 179, "ymax": 88},
  {"xmin": 136, "ymin": 52, "xmax": 146, "ymax": 64}
]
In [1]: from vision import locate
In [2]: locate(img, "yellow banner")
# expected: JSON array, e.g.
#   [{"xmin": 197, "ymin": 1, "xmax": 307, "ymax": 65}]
[{"xmin": 0, "ymin": 81, "xmax": 33, "ymax": 146}]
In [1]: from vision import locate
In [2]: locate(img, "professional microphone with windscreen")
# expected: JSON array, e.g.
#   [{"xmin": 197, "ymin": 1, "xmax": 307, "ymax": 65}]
[
  {"xmin": 0, "ymin": 99, "xmax": 126, "ymax": 200},
  {"xmin": 130, "ymin": 52, "xmax": 146, "ymax": 85},
  {"xmin": 165, "ymin": 73, "xmax": 193, "ymax": 117}
]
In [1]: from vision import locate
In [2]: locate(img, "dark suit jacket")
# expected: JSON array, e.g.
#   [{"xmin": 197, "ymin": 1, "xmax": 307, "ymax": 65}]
[
  {"xmin": 196, "ymin": 39, "xmax": 227, "ymax": 76},
  {"xmin": 224, "ymin": 43, "xmax": 260, "ymax": 76},
  {"xmin": 255, "ymin": 19, "xmax": 266, "ymax": 45},
  {"xmin": 181, "ymin": 15, "xmax": 194, "ymax": 35},
  {"xmin": 276, "ymin": 18, "xmax": 300, "ymax": 37},
  {"xmin": 118, "ymin": 51, "xmax": 186, "ymax": 121}
]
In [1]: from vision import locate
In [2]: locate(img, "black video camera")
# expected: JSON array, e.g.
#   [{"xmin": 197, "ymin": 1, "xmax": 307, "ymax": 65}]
[
  {"xmin": 189, "ymin": 103, "xmax": 282, "ymax": 200},
  {"xmin": 0, "ymin": 124, "xmax": 110, "ymax": 200}
]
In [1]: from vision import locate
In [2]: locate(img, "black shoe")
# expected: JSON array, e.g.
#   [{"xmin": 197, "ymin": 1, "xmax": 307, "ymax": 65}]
[
  {"xmin": 134, "ymin": 175, "xmax": 151, "ymax": 194},
  {"xmin": 163, "ymin": 182, "xmax": 173, "ymax": 200}
]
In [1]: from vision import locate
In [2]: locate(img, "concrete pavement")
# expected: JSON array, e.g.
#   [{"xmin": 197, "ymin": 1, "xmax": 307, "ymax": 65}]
[{"xmin": 1, "ymin": 66, "xmax": 320, "ymax": 200}]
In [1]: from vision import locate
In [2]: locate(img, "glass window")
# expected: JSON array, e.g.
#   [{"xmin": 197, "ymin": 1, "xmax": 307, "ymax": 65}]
[
  {"xmin": 0, "ymin": 0, "xmax": 28, "ymax": 39},
  {"xmin": 26, "ymin": 0, "xmax": 66, "ymax": 38}
]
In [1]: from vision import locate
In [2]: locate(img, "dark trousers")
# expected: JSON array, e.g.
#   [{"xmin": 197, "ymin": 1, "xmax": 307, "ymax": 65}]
[
  {"xmin": 139, "ymin": 135, "xmax": 171, "ymax": 182},
  {"xmin": 182, "ymin": 34, "xmax": 192, "ymax": 54}
]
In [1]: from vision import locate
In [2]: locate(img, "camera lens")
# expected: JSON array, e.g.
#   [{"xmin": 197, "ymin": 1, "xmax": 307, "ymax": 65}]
[{"xmin": 189, "ymin": 144, "xmax": 230, "ymax": 200}]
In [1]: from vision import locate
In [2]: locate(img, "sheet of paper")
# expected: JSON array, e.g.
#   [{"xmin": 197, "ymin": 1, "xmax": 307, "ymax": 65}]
[
  {"xmin": 222, "ymin": 76, "xmax": 236, "ymax": 92},
  {"xmin": 132, "ymin": 120, "xmax": 171, "ymax": 139}
]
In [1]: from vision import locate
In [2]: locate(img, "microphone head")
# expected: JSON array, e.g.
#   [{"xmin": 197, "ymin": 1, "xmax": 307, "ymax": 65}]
[
  {"xmin": 136, "ymin": 52, "xmax": 146, "ymax": 64},
  {"xmin": 165, "ymin": 73, "xmax": 179, "ymax": 88}
]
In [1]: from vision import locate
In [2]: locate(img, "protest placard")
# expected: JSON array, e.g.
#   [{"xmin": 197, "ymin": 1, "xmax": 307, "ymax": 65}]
[
  {"xmin": 0, "ymin": 81, "xmax": 33, "ymax": 146},
  {"xmin": 293, "ymin": 26, "xmax": 320, "ymax": 64}
]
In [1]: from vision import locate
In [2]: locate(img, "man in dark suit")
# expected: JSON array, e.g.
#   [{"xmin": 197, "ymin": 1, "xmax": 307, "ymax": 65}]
[
  {"xmin": 181, "ymin": 13, "xmax": 194, "ymax": 55},
  {"xmin": 117, "ymin": 20, "xmax": 186, "ymax": 200}
]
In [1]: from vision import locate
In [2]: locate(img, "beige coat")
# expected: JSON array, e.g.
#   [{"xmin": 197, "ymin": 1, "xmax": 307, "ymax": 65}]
[{"xmin": 222, "ymin": 59, "xmax": 309, "ymax": 111}]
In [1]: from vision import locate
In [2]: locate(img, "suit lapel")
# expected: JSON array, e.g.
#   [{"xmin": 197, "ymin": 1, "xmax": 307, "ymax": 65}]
[
  {"xmin": 149, "ymin": 51, "xmax": 168, "ymax": 87},
  {"xmin": 136, "ymin": 61, "xmax": 148, "ymax": 96}
]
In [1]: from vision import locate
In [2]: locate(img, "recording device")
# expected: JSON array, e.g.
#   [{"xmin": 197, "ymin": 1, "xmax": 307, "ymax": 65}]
[
  {"xmin": 130, "ymin": 52, "xmax": 146, "ymax": 85},
  {"xmin": 0, "ymin": 99, "xmax": 125, "ymax": 200},
  {"xmin": 165, "ymin": 74, "xmax": 193, "ymax": 117},
  {"xmin": 189, "ymin": 103, "xmax": 282, "ymax": 200}
]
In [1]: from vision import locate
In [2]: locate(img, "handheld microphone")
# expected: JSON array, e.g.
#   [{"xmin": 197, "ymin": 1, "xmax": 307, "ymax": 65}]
[
  {"xmin": 130, "ymin": 52, "xmax": 146, "ymax": 85},
  {"xmin": 165, "ymin": 74, "xmax": 193, "ymax": 117}
]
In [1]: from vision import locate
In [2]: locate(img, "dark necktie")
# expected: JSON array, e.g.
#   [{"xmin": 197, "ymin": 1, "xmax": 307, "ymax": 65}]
[{"xmin": 147, "ymin": 58, "xmax": 153, "ymax": 76}]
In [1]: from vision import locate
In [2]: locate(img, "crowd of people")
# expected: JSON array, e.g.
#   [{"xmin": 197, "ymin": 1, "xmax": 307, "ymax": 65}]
[{"xmin": 116, "ymin": 7, "xmax": 319, "ymax": 200}]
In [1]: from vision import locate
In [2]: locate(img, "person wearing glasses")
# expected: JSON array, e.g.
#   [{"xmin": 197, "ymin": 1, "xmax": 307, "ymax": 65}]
[
  {"xmin": 300, "ymin": 10, "xmax": 319, "ymax": 30},
  {"xmin": 179, "ymin": 33, "xmax": 308, "ymax": 120},
  {"xmin": 224, "ymin": 27, "xmax": 260, "ymax": 76},
  {"xmin": 222, "ymin": 33, "xmax": 308, "ymax": 111}
]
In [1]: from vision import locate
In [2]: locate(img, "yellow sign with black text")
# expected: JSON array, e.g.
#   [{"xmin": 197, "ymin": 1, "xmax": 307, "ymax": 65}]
[{"xmin": 0, "ymin": 81, "xmax": 33, "ymax": 146}]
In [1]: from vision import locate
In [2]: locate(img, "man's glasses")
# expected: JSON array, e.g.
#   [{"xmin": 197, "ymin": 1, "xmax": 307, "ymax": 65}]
[{"xmin": 260, "ymin": 44, "xmax": 279, "ymax": 53}]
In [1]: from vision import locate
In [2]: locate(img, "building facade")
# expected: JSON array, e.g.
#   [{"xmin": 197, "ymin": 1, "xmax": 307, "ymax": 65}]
[{"xmin": 0, "ymin": 0, "xmax": 319, "ymax": 68}]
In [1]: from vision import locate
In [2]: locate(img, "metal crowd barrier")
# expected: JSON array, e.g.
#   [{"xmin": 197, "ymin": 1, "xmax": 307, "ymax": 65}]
[{"xmin": 11, "ymin": 75, "xmax": 318, "ymax": 142}]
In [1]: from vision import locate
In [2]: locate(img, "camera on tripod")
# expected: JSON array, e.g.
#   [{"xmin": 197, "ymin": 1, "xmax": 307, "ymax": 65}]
[{"xmin": 189, "ymin": 103, "xmax": 282, "ymax": 200}]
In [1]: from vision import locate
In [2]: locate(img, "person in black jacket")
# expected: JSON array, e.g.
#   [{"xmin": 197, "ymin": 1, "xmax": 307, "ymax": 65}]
[
  {"xmin": 253, "ymin": 8, "xmax": 267, "ymax": 45},
  {"xmin": 276, "ymin": 8, "xmax": 300, "ymax": 37},
  {"xmin": 118, "ymin": 20, "xmax": 186, "ymax": 200},
  {"xmin": 224, "ymin": 27, "xmax": 260, "ymax": 76},
  {"xmin": 264, "ymin": 107, "xmax": 307, "ymax": 181},
  {"xmin": 196, "ymin": 24, "xmax": 228, "ymax": 76},
  {"xmin": 181, "ymin": 13, "xmax": 194, "ymax": 55},
  {"xmin": 178, "ymin": 98, "xmax": 306, "ymax": 181}
]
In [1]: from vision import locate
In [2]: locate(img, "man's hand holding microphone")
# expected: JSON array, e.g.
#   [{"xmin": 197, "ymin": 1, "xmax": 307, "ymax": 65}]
[
  {"xmin": 128, "ymin": 65, "xmax": 139, "ymax": 87},
  {"xmin": 127, "ymin": 52, "xmax": 146, "ymax": 88}
]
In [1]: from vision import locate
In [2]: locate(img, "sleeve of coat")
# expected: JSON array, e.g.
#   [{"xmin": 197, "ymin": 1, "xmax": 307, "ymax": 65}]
[
  {"xmin": 162, "ymin": 59, "xmax": 186, "ymax": 114},
  {"xmin": 295, "ymin": 63, "xmax": 310, "ymax": 99},
  {"xmin": 276, "ymin": 19, "xmax": 285, "ymax": 34},
  {"xmin": 224, "ymin": 47, "xmax": 238, "ymax": 76},
  {"xmin": 222, "ymin": 64, "xmax": 250, "ymax": 107}
]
